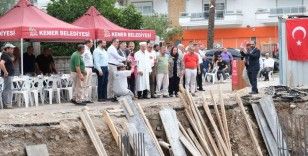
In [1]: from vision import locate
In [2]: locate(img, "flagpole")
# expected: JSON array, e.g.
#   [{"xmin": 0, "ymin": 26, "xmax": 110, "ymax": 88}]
[{"xmin": 21, "ymin": 38, "xmax": 24, "ymax": 75}]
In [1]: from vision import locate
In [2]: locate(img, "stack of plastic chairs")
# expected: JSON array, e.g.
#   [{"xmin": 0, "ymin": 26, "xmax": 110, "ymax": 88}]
[
  {"xmin": 58, "ymin": 74, "xmax": 73, "ymax": 102},
  {"xmin": 43, "ymin": 75, "xmax": 61, "ymax": 104},
  {"xmin": 29, "ymin": 75, "xmax": 45, "ymax": 106}
]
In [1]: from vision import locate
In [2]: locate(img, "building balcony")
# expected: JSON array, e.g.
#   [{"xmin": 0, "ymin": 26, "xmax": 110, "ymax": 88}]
[
  {"xmin": 255, "ymin": 6, "xmax": 307, "ymax": 25},
  {"xmin": 179, "ymin": 10, "xmax": 243, "ymax": 28}
]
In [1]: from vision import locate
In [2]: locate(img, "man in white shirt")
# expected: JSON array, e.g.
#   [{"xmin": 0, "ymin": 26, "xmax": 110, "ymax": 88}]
[
  {"xmin": 135, "ymin": 42, "xmax": 152, "ymax": 99},
  {"xmin": 107, "ymin": 38, "xmax": 126, "ymax": 100},
  {"xmin": 82, "ymin": 40, "xmax": 94, "ymax": 103},
  {"xmin": 147, "ymin": 43, "xmax": 157, "ymax": 98},
  {"xmin": 260, "ymin": 53, "xmax": 275, "ymax": 81},
  {"xmin": 113, "ymin": 63, "xmax": 134, "ymax": 98},
  {"xmin": 93, "ymin": 40, "xmax": 109, "ymax": 102},
  {"xmin": 177, "ymin": 44, "xmax": 185, "ymax": 55}
]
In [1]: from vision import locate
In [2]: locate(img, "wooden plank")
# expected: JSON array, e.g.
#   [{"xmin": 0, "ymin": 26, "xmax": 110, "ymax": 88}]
[
  {"xmin": 180, "ymin": 135, "xmax": 202, "ymax": 156},
  {"xmin": 159, "ymin": 108, "xmax": 187, "ymax": 156},
  {"xmin": 103, "ymin": 110, "xmax": 120, "ymax": 145},
  {"xmin": 179, "ymin": 93, "xmax": 213, "ymax": 156},
  {"xmin": 179, "ymin": 86, "xmax": 205, "ymax": 138},
  {"xmin": 218, "ymin": 85, "xmax": 232, "ymax": 151},
  {"xmin": 210, "ymin": 91, "xmax": 226, "ymax": 139},
  {"xmin": 120, "ymin": 99, "xmax": 134, "ymax": 116},
  {"xmin": 186, "ymin": 91, "xmax": 206, "ymax": 137},
  {"xmin": 210, "ymin": 90, "xmax": 228, "ymax": 153},
  {"xmin": 184, "ymin": 108, "xmax": 213, "ymax": 156},
  {"xmin": 179, "ymin": 122, "xmax": 195, "ymax": 147},
  {"xmin": 202, "ymin": 93, "xmax": 231, "ymax": 156},
  {"xmin": 187, "ymin": 128, "xmax": 208, "ymax": 156},
  {"xmin": 252, "ymin": 104, "xmax": 278, "ymax": 156},
  {"xmin": 235, "ymin": 93, "xmax": 263, "ymax": 156},
  {"xmin": 26, "ymin": 144, "xmax": 49, "ymax": 156},
  {"xmin": 194, "ymin": 101, "xmax": 222, "ymax": 156},
  {"xmin": 80, "ymin": 107, "xmax": 108, "ymax": 156}
]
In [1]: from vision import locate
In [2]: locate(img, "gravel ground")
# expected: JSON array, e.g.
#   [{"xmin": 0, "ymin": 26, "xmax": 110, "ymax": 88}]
[{"xmin": 0, "ymin": 76, "xmax": 279, "ymax": 125}]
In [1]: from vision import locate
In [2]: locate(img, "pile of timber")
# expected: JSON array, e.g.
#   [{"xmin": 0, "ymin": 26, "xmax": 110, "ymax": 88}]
[
  {"xmin": 100, "ymin": 87, "xmax": 268, "ymax": 156},
  {"xmin": 177, "ymin": 85, "xmax": 232, "ymax": 156}
]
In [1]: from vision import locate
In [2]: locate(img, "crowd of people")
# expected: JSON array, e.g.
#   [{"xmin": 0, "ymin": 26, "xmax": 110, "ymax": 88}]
[
  {"xmin": 0, "ymin": 39, "xmax": 272, "ymax": 108},
  {"xmin": 68, "ymin": 39, "xmax": 238, "ymax": 105}
]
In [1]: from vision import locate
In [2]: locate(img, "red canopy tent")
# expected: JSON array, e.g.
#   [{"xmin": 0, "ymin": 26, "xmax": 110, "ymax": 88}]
[
  {"xmin": 0, "ymin": 0, "xmax": 94, "ymax": 74},
  {"xmin": 0, "ymin": 0, "xmax": 94, "ymax": 41},
  {"xmin": 72, "ymin": 6, "xmax": 156, "ymax": 41}
]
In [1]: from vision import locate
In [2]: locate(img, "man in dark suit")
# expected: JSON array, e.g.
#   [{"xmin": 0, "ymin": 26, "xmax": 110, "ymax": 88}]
[{"xmin": 240, "ymin": 41, "xmax": 261, "ymax": 94}]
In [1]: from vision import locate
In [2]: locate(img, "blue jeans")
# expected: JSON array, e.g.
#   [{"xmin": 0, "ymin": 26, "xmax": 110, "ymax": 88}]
[{"xmin": 97, "ymin": 67, "xmax": 109, "ymax": 100}]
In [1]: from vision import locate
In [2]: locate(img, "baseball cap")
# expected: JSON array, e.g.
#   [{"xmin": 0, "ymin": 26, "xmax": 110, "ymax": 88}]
[{"xmin": 3, "ymin": 43, "xmax": 16, "ymax": 49}]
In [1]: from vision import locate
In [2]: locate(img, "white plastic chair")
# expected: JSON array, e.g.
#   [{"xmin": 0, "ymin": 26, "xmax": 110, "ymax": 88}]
[
  {"xmin": 59, "ymin": 74, "xmax": 73, "ymax": 102},
  {"xmin": 11, "ymin": 76, "xmax": 31, "ymax": 108},
  {"xmin": 0, "ymin": 77, "xmax": 4, "ymax": 109},
  {"xmin": 43, "ymin": 75, "xmax": 61, "ymax": 104},
  {"xmin": 205, "ymin": 67, "xmax": 218, "ymax": 84},
  {"xmin": 29, "ymin": 76, "xmax": 45, "ymax": 106}
]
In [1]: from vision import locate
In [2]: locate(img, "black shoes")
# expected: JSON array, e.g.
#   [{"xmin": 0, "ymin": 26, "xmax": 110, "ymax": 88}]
[
  {"xmin": 98, "ymin": 99, "xmax": 107, "ymax": 102},
  {"xmin": 84, "ymin": 101, "xmax": 94, "ymax": 103},
  {"xmin": 3, "ymin": 105, "xmax": 13, "ymax": 109},
  {"xmin": 249, "ymin": 91, "xmax": 259, "ymax": 95},
  {"xmin": 71, "ymin": 99, "xmax": 87, "ymax": 106}
]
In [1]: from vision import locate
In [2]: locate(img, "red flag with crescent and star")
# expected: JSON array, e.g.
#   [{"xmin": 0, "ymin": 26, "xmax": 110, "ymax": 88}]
[{"xmin": 286, "ymin": 18, "xmax": 308, "ymax": 60}]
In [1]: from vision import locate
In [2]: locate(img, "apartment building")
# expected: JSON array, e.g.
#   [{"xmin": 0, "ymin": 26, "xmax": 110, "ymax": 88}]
[
  {"xmin": 127, "ymin": 0, "xmax": 308, "ymax": 51},
  {"xmin": 11, "ymin": 0, "xmax": 308, "ymax": 51}
]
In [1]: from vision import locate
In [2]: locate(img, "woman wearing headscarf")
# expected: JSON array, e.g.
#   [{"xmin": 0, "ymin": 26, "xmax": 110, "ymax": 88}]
[{"xmin": 168, "ymin": 46, "xmax": 184, "ymax": 97}]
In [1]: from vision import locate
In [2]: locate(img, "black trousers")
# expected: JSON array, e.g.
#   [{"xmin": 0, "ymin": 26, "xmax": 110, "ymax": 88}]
[
  {"xmin": 196, "ymin": 65, "xmax": 203, "ymax": 90},
  {"xmin": 169, "ymin": 76, "xmax": 180, "ymax": 95},
  {"xmin": 149, "ymin": 67, "xmax": 156, "ymax": 97},
  {"xmin": 260, "ymin": 67, "xmax": 273, "ymax": 80},
  {"xmin": 137, "ymin": 90, "xmax": 148, "ymax": 99},
  {"xmin": 97, "ymin": 66, "xmax": 109, "ymax": 100},
  {"xmin": 217, "ymin": 69, "xmax": 227, "ymax": 80},
  {"xmin": 128, "ymin": 73, "xmax": 135, "ymax": 95},
  {"xmin": 247, "ymin": 69, "xmax": 259, "ymax": 93}
]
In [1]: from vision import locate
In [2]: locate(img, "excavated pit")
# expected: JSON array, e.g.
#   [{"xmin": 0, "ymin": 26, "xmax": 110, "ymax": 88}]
[{"xmin": 0, "ymin": 87, "xmax": 308, "ymax": 156}]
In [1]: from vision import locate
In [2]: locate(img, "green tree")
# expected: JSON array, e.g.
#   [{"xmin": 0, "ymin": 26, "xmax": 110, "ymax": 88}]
[
  {"xmin": 0, "ymin": 0, "xmax": 15, "ymax": 16},
  {"xmin": 142, "ymin": 14, "xmax": 182, "ymax": 42},
  {"xmin": 45, "ymin": 0, "xmax": 143, "ymax": 56}
]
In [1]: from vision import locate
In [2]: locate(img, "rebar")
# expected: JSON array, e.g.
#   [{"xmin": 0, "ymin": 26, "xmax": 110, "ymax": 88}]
[{"xmin": 119, "ymin": 133, "xmax": 145, "ymax": 156}]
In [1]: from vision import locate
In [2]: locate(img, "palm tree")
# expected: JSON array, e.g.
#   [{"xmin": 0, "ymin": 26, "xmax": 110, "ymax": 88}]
[{"xmin": 207, "ymin": 0, "xmax": 216, "ymax": 49}]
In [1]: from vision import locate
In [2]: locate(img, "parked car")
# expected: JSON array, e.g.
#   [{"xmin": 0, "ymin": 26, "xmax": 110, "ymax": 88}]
[{"xmin": 205, "ymin": 48, "xmax": 242, "ymax": 62}]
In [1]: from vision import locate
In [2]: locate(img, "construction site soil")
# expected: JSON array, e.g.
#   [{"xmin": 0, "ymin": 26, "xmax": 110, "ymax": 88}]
[{"xmin": 0, "ymin": 86, "xmax": 307, "ymax": 156}]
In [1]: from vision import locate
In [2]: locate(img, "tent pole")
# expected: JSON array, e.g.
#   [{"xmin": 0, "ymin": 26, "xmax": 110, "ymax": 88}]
[
  {"xmin": 20, "ymin": 38, "xmax": 24, "ymax": 75},
  {"xmin": 94, "ymin": 39, "xmax": 97, "ymax": 48}
]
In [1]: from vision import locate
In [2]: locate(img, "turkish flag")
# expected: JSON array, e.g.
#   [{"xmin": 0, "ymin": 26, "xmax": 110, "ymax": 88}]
[{"xmin": 286, "ymin": 19, "xmax": 308, "ymax": 60}]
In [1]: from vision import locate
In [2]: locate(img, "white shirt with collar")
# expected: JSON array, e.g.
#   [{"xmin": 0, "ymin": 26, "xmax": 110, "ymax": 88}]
[
  {"xmin": 147, "ymin": 50, "xmax": 156, "ymax": 67},
  {"xmin": 107, "ymin": 44, "xmax": 126, "ymax": 65},
  {"xmin": 199, "ymin": 49, "xmax": 206, "ymax": 58},
  {"xmin": 82, "ymin": 45, "xmax": 93, "ymax": 67},
  {"xmin": 93, "ymin": 47, "xmax": 108, "ymax": 73}
]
